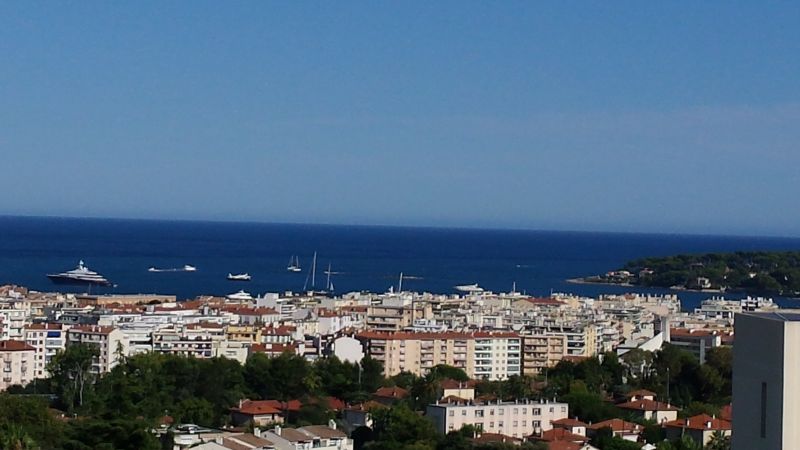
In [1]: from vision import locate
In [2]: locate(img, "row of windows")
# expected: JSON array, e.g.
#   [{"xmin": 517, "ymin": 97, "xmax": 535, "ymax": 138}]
[{"xmin": 449, "ymin": 406, "xmax": 563, "ymax": 417}]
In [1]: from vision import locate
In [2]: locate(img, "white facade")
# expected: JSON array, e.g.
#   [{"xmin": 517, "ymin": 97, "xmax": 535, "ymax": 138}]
[
  {"xmin": 67, "ymin": 326, "xmax": 128, "ymax": 374},
  {"xmin": 426, "ymin": 399, "xmax": 569, "ymax": 438},
  {"xmin": 0, "ymin": 340, "xmax": 35, "ymax": 390},
  {"xmin": 23, "ymin": 323, "xmax": 68, "ymax": 378}
]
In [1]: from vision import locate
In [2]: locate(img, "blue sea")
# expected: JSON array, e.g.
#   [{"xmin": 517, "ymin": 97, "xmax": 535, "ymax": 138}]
[{"xmin": 2, "ymin": 216, "xmax": 800, "ymax": 311}]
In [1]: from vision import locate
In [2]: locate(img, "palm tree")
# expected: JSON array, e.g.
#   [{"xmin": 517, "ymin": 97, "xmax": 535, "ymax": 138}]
[{"xmin": 704, "ymin": 430, "xmax": 731, "ymax": 450}]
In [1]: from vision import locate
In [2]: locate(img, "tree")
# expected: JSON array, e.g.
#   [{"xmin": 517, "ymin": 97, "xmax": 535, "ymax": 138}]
[
  {"xmin": 0, "ymin": 425, "xmax": 38, "ymax": 450},
  {"xmin": 366, "ymin": 403, "xmax": 439, "ymax": 449},
  {"xmin": 48, "ymin": 343, "xmax": 100, "ymax": 410},
  {"xmin": 704, "ymin": 430, "xmax": 731, "ymax": 450}
]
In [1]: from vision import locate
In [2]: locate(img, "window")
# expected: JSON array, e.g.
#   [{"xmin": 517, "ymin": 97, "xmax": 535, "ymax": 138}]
[
  {"xmin": 522, "ymin": 408, "xmax": 527, "ymax": 414},
  {"xmin": 489, "ymin": 422, "xmax": 494, "ymax": 428},
  {"xmin": 498, "ymin": 421, "xmax": 504, "ymax": 428},
  {"xmin": 449, "ymin": 410, "xmax": 454, "ymax": 417},
  {"xmin": 761, "ymin": 382, "xmax": 767, "ymax": 439},
  {"xmin": 533, "ymin": 408, "xmax": 541, "ymax": 415},
  {"xmin": 462, "ymin": 410, "xmax": 467, "ymax": 416},
  {"xmin": 499, "ymin": 409, "xmax": 504, "ymax": 415},
  {"xmin": 532, "ymin": 420, "xmax": 541, "ymax": 428},
  {"xmin": 513, "ymin": 421, "xmax": 518, "ymax": 427},
  {"xmin": 475, "ymin": 410, "xmax": 484, "ymax": 418}
]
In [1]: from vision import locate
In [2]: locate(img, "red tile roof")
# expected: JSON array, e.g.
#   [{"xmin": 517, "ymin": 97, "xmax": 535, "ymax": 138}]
[
  {"xmin": 0, "ymin": 340, "xmax": 35, "ymax": 351},
  {"xmin": 617, "ymin": 399, "xmax": 679, "ymax": 412},
  {"xmin": 374, "ymin": 386, "xmax": 409, "ymax": 399},
  {"xmin": 532, "ymin": 428, "xmax": 588, "ymax": 443},
  {"xmin": 69, "ymin": 325, "xmax": 115, "ymax": 335},
  {"xmin": 472, "ymin": 433, "xmax": 522, "ymax": 444},
  {"xmin": 588, "ymin": 419, "xmax": 641, "ymax": 433},
  {"xmin": 551, "ymin": 418, "xmax": 588, "ymax": 428},
  {"xmin": 719, "ymin": 404, "xmax": 732, "ymax": 422},
  {"xmin": 664, "ymin": 414, "xmax": 731, "ymax": 431},
  {"xmin": 230, "ymin": 400, "xmax": 282, "ymax": 415}
]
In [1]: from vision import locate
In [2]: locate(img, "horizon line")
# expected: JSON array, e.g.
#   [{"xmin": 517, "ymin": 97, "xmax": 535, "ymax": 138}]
[{"xmin": 2, "ymin": 213, "xmax": 798, "ymax": 241}]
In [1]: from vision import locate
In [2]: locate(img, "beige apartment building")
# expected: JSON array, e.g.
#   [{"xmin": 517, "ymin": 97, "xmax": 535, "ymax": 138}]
[
  {"xmin": 426, "ymin": 398, "xmax": 569, "ymax": 438},
  {"xmin": 67, "ymin": 325, "xmax": 128, "ymax": 374},
  {"xmin": 0, "ymin": 340, "xmax": 35, "ymax": 390},
  {"xmin": 365, "ymin": 303, "xmax": 432, "ymax": 332},
  {"xmin": 521, "ymin": 333, "xmax": 567, "ymax": 375},
  {"xmin": 356, "ymin": 331, "xmax": 521, "ymax": 380}
]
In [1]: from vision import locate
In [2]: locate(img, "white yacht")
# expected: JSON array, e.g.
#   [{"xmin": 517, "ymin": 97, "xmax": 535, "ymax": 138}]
[
  {"xmin": 227, "ymin": 273, "xmax": 251, "ymax": 281},
  {"xmin": 226, "ymin": 290, "xmax": 253, "ymax": 301},
  {"xmin": 183, "ymin": 265, "xmax": 197, "ymax": 272},
  {"xmin": 47, "ymin": 260, "xmax": 112, "ymax": 286},
  {"xmin": 455, "ymin": 283, "xmax": 484, "ymax": 293}
]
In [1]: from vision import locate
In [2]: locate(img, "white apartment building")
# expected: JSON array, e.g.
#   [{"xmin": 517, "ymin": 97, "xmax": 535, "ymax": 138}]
[
  {"xmin": 0, "ymin": 308, "xmax": 28, "ymax": 340},
  {"xmin": 67, "ymin": 325, "xmax": 128, "ymax": 374},
  {"xmin": 426, "ymin": 398, "xmax": 569, "ymax": 438},
  {"xmin": 0, "ymin": 340, "xmax": 35, "ymax": 390},
  {"xmin": 23, "ymin": 323, "xmax": 68, "ymax": 378}
]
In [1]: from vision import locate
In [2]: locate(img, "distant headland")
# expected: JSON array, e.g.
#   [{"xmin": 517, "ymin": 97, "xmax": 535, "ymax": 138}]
[{"xmin": 570, "ymin": 251, "xmax": 800, "ymax": 296}]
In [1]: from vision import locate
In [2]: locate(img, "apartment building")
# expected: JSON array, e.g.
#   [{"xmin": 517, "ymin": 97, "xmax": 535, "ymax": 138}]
[
  {"xmin": 67, "ymin": 325, "xmax": 128, "ymax": 374},
  {"xmin": 669, "ymin": 327, "xmax": 732, "ymax": 364},
  {"xmin": 521, "ymin": 333, "xmax": 566, "ymax": 375},
  {"xmin": 0, "ymin": 308, "xmax": 28, "ymax": 340},
  {"xmin": 356, "ymin": 331, "xmax": 521, "ymax": 380},
  {"xmin": 23, "ymin": 323, "xmax": 68, "ymax": 378},
  {"xmin": 0, "ymin": 340, "xmax": 35, "ymax": 390},
  {"xmin": 732, "ymin": 312, "xmax": 800, "ymax": 449},
  {"xmin": 426, "ymin": 398, "xmax": 569, "ymax": 438}
]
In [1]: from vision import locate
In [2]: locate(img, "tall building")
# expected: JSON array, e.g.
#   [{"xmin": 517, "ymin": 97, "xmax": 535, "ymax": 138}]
[{"xmin": 732, "ymin": 312, "xmax": 800, "ymax": 449}]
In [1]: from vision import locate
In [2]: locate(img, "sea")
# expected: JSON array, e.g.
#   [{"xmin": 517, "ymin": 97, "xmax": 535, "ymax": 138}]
[{"xmin": 2, "ymin": 216, "xmax": 800, "ymax": 311}]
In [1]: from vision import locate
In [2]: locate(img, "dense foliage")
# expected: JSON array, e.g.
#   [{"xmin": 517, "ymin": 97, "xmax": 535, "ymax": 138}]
[
  {"xmin": 0, "ymin": 343, "xmax": 733, "ymax": 449},
  {"xmin": 621, "ymin": 251, "xmax": 800, "ymax": 294}
]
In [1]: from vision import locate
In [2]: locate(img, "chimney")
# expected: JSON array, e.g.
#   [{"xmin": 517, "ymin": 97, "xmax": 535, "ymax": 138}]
[
  {"xmin": 328, "ymin": 419, "xmax": 337, "ymax": 430},
  {"xmin": 706, "ymin": 421, "xmax": 712, "ymax": 429},
  {"xmin": 274, "ymin": 425, "xmax": 282, "ymax": 436},
  {"xmin": 253, "ymin": 427, "xmax": 261, "ymax": 437},
  {"xmin": 214, "ymin": 437, "xmax": 223, "ymax": 445}
]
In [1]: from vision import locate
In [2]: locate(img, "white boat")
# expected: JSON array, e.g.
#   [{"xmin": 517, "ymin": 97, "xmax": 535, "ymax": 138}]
[
  {"xmin": 183, "ymin": 265, "xmax": 197, "ymax": 272},
  {"xmin": 287, "ymin": 255, "xmax": 301, "ymax": 272},
  {"xmin": 455, "ymin": 283, "xmax": 484, "ymax": 293},
  {"xmin": 227, "ymin": 273, "xmax": 251, "ymax": 281},
  {"xmin": 226, "ymin": 290, "xmax": 253, "ymax": 301},
  {"xmin": 48, "ymin": 261, "xmax": 112, "ymax": 286},
  {"xmin": 148, "ymin": 264, "xmax": 197, "ymax": 273}
]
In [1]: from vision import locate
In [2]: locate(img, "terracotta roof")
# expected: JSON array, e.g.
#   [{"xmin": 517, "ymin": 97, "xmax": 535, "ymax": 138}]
[
  {"xmin": 227, "ymin": 433, "xmax": 274, "ymax": 447},
  {"xmin": 25, "ymin": 323, "xmax": 66, "ymax": 331},
  {"xmin": 220, "ymin": 438, "xmax": 250, "ymax": 450},
  {"xmin": 345, "ymin": 401, "xmax": 386, "ymax": 411},
  {"xmin": 588, "ymin": 419, "xmax": 641, "ymax": 433},
  {"xmin": 552, "ymin": 418, "xmax": 589, "ymax": 428},
  {"xmin": 440, "ymin": 378, "xmax": 478, "ymax": 390},
  {"xmin": 663, "ymin": 414, "xmax": 731, "ymax": 431},
  {"xmin": 274, "ymin": 427, "xmax": 311, "ymax": 442},
  {"xmin": 298, "ymin": 425, "xmax": 346, "ymax": 439},
  {"xmin": 230, "ymin": 400, "xmax": 282, "ymax": 415},
  {"xmin": 374, "ymin": 386, "xmax": 409, "ymax": 399},
  {"xmin": 532, "ymin": 428, "xmax": 588, "ymax": 443},
  {"xmin": 69, "ymin": 325, "xmax": 115, "ymax": 335},
  {"xmin": 257, "ymin": 399, "xmax": 303, "ymax": 412},
  {"xmin": 625, "ymin": 389, "xmax": 657, "ymax": 398},
  {"xmin": 521, "ymin": 297, "xmax": 565, "ymax": 306},
  {"xmin": 719, "ymin": 404, "xmax": 732, "ymax": 422},
  {"xmin": 0, "ymin": 340, "xmax": 35, "ymax": 351},
  {"xmin": 251, "ymin": 343, "xmax": 298, "ymax": 354},
  {"xmin": 617, "ymin": 399, "xmax": 679, "ymax": 412}
]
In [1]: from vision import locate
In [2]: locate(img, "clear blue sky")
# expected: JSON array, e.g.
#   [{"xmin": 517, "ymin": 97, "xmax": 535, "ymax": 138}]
[{"xmin": 1, "ymin": 2, "xmax": 798, "ymax": 236}]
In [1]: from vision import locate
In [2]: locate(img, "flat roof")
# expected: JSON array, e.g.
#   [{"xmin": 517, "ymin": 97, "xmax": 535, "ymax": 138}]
[{"xmin": 739, "ymin": 310, "xmax": 800, "ymax": 322}]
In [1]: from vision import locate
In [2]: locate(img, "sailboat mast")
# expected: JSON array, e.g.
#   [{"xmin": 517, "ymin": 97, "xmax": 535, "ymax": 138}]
[
  {"xmin": 398, "ymin": 272, "xmax": 403, "ymax": 293},
  {"xmin": 326, "ymin": 262, "xmax": 332, "ymax": 291},
  {"xmin": 311, "ymin": 252, "xmax": 317, "ymax": 289}
]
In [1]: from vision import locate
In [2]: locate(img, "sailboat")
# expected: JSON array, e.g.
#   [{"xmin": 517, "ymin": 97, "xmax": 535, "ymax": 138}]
[
  {"xmin": 287, "ymin": 255, "xmax": 301, "ymax": 272},
  {"xmin": 325, "ymin": 262, "xmax": 335, "ymax": 293},
  {"xmin": 303, "ymin": 252, "xmax": 318, "ymax": 292}
]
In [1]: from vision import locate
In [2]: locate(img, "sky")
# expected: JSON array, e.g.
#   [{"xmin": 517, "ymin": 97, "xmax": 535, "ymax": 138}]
[{"xmin": 1, "ymin": 2, "xmax": 799, "ymax": 236}]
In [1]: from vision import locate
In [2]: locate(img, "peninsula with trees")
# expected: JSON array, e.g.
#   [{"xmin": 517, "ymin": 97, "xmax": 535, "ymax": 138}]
[{"xmin": 572, "ymin": 251, "xmax": 800, "ymax": 296}]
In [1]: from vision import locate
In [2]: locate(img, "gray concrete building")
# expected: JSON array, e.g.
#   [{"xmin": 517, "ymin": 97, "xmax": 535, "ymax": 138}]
[{"xmin": 732, "ymin": 312, "xmax": 800, "ymax": 449}]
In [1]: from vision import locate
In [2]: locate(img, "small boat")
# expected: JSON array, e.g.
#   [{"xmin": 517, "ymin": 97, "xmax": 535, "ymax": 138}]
[
  {"xmin": 47, "ymin": 261, "xmax": 112, "ymax": 286},
  {"xmin": 227, "ymin": 273, "xmax": 251, "ymax": 281},
  {"xmin": 455, "ymin": 283, "xmax": 484, "ymax": 293},
  {"xmin": 287, "ymin": 255, "xmax": 301, "ymax": 272},
  {"xmin": 149, "ymin": 264, "xmax": 197, "ymax": 273},
  {"xmin": 183, "ymin": 265, "xmax": 197, "ymax": 272},
  {"xmin": 226, "ymin": 290, "xmax": 253, "ymax": 301}
]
